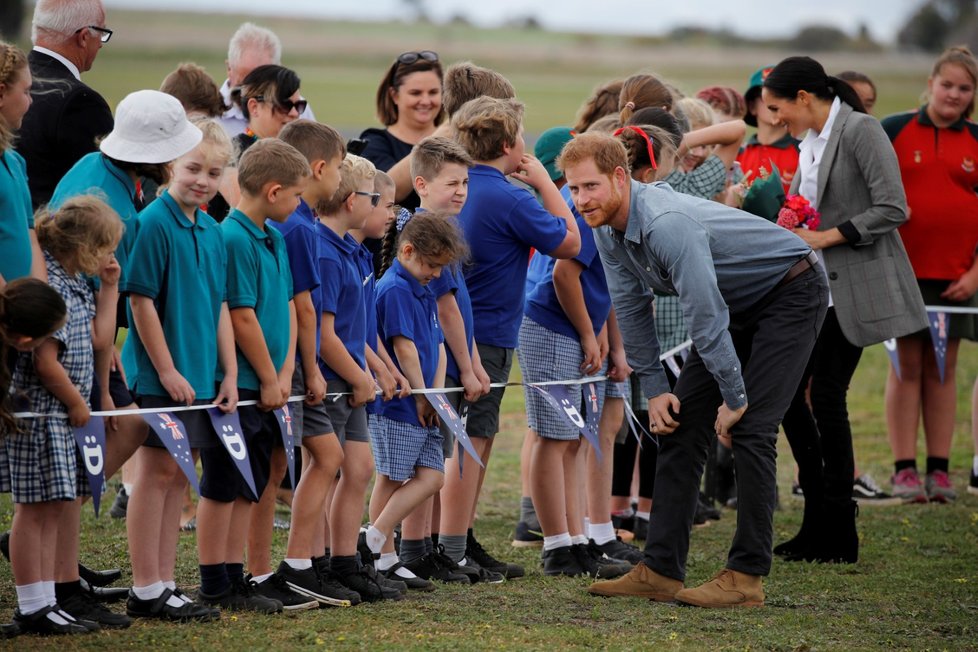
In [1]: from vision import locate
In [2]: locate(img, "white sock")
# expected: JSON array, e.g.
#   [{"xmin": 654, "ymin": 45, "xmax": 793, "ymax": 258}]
[
  {"xmin": 570, "ymin": 534, "xmax": 588, "ymax": 546},
  {"xmin": 134, "ymin": 581, "xmax": 184, "ymax": 608},
  {"xmin": 163, "ymin": 580, "xmax": 191, "ymax": 603},
  {"xmin": 972, "ymin": 455, "xmax": 978, "ymax": 476},
  {"xmin": 365, "ymin": 525, "xmax": 387, "ymax": 555},
  {"xmin": 42, "ymin": 580, "xmax": 56, "ymax": 606},
  {"xmin": 392, "ymin": 564, "xmax": 418, "ymax": 579},
  {"xmin": 123, "ymin": 482, "xmax": 134, "ymax": 495},
  {"xmin": 15, "ymin": 581, "xmax": 48, "ymax": 615},
  {"xmin": 284, "ymin": 558, "xmax": 312, "ymax": 571},
  {"xmin": 375, "ymin": 552, "xmax": 398, "ymax": 572},
  {"xmin": 543, "ymin": 532, "xmax": 572, "ymax": 552},
  {"xmin": 636, "ymin": 510, "xmax": 651, "ymax": 521},
  {"xmin": 252, "ymin": 572, "xmax": 273, "ymax": 584},
  {"xmin": 582, "ymin": 517, "xmax": 591, "ymax": 536},
  {"xmin": 590, "ymin": 521, "xmax": 616, "ymax": 546}
]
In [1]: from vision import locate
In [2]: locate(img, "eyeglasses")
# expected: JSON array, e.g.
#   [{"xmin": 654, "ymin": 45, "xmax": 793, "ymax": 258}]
[
  {"xmin": 254, "ymin": 95, "xmax": 308, "ymax": 116},
  {"xmin": 613, "ymin": 126, "xmax": 658, "ymax": 170},
  {"xmin": 396, "ymin": 51, "xmax": 439, "ymax": 65},
  {"xmin": 354, "ymin": 191, "xmax": 381, "ymax": 207},
  {"xmin": 75, "ymin": 25, "xmax": 113, "ymax": 43}
]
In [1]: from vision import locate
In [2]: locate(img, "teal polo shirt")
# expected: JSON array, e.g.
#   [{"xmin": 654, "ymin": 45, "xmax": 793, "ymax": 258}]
[
  {"xmin": 0, "ymin": 150, "xmax": 34, "ymax": 281},
  {"xmin": 222, "ymin": 208, "xmax": 294, "ymax": 391},
  {"xmin": 49, "ymin": 152, "xmax": 140, "ymax": 288},
  {"xmin": 123, "ymin": 191, "xmax": 227, "ymax": 398}
]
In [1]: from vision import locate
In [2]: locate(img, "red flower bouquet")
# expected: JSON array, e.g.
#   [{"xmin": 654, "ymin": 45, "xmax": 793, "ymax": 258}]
[{"xmin": 776, "ymin": 194, "xmax": 821, "ymax": 231}]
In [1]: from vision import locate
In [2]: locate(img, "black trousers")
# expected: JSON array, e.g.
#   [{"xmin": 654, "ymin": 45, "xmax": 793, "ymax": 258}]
[
  {"xmin": 781, "ymin": 308, "xmax": 862, "ymax": 509},
  {"xmin": 643, "ymin": 267, "xmax": 828, "ymax": 580}
]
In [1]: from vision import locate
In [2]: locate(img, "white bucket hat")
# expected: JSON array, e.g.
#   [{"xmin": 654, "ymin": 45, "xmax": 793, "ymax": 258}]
[{"xmin": 100, "ymin": 90, "xmax": 203, "ymax": 164}]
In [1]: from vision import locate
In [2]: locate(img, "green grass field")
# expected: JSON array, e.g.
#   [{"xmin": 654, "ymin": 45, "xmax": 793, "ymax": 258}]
[{"xmin": 2, "ymin": 8, "xmax": 977, "ymax": 650}]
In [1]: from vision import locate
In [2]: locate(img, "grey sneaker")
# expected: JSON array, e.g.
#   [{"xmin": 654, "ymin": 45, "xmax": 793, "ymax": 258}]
[
  {"xmin": 852, "ymin": 474, "xmax": 901, "ymax": 506},
  {"xmin": 924, "ymin": 470, "xmax": 957, "ymax": 503},
  {"xmin": 891, "ymin": 468, "xmax": 927, "ymax": 504}
]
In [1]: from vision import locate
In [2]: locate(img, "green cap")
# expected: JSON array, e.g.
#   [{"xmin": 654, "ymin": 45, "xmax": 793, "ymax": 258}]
[
  {"xmin": 534, "ymin": 127, "xmax": 576, "ymax": 182},
  {"xmin": 744, "ymin": 65, "xmax": 776, "ymax": 127}
]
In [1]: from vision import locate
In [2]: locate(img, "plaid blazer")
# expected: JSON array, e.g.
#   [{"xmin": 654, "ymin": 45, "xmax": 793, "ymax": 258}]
[{"xmin": 790, "ymin": 102, "xmax": 927, "ymax": 347}]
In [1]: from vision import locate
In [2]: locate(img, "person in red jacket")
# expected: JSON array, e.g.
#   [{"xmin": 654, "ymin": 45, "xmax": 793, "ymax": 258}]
[{"xmin": 881, "ymin": 46, "xmax": 978, "ymax": 504}]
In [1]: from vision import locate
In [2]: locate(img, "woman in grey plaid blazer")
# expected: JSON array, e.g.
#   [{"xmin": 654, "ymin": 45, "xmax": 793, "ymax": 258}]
[{"xmin": 759, "ymin": 56, "xmax": 927, "ymax": 565}]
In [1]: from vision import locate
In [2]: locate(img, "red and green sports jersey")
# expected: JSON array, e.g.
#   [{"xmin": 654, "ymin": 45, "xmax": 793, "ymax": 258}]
[
  {"xmin": 736, "ymin": 133, "xmax": 800, "ymax": 193},
  {"xmin": 882, "ymin": 106, "xmax": 978, "ymax": 281}
]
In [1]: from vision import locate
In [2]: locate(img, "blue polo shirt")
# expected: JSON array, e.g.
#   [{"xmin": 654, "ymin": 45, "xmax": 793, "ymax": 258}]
[
  {"xmin": 222, "ymin": 208, "xmax": 294, "ymax": 391},
  {"xmin": 269, "ymin": 198, "xmax": 322, "ymax": 355},
  {"xmin": 50, "ymin": 153, "xmax": 140, "ymax": 289},
  {"xmin": 123, "ymin": 191, "xmax": 227, "ymax": 398},
  {"xmin": 0, "ymin": 150, "xmax": 34, "ymax": 281},
  {"xmin": 428, "ymin": 264, "xmax": 474, "ymax": 382},
  {"xmin": 376, "ymin": 259, "xmax": 443, "ymax": 426},
  {"xmin": 317, "ymin": 225, "xmax": 366, "ymax": 380},
  {"xmin": 525, "ymin": 209, "xmax": 612, "ymax": 341},
  {"xmin": 459, "ymin": 164, "xmax": 568, "ymax": 348}
]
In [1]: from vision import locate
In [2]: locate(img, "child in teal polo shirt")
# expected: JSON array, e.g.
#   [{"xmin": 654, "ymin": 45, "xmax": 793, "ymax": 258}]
[
  {"xmin": 196, "ymin": 139, "xmax": 309, "ymax": 614},
  {"xmin": 121, "ymin": 118, "xmax": 233, "ymax": 623}
]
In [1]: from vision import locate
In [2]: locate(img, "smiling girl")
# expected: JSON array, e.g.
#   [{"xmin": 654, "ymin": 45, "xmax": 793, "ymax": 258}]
[{"xmin": 881, "ymin": 46, "xmax": 978, "ymax": 504}]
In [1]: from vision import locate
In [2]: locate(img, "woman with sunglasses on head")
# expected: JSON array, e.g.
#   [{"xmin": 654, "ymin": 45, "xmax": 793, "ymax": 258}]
[
  {"xmin": 359, "ymin": 51, "xmax": 445, "ymax": 213},
  {"xmin": 761, "ymin": 56, "xmax": 926, "ymax": 564},
  {"xmin": 215, "ymin": 64, "xmax": 305, "ymax": 220}
]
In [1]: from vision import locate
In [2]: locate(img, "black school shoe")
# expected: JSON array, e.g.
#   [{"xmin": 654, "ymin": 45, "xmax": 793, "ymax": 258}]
[
  {"xmin": 403, "ymin": 548, "xmax": 471, "ymax": 584},
  {"xmin": 250, "ymin": 573, "xmax": 319, "ymax": 611},
  {"xmin": 466, "ymin": 532, "xmax": 524, "ymax": 579},
  {"xmin": 126, "ymin": 588, "xmax": 220, "ymax": 622},
  {"xmin": 380, "ymin": 562, "xmax": 436, "ymax": 592},
  {"xmin": 457, "ymin": 556, "xmax": 505, "ymax": 584},
  {"xmin": 198, "ymin": 578, "xmax": 283, "ymax": 614},
  {"xmin": 13, "ymin": 605, "xmax": 90, "ymax": 636},
  {"xmin": 362, "ymin": 563, "xmax": 408, "ymax": 595},
  {"xmin": 591, "ymin": 537, "xmax": 645, "ymax": 564},
  {"xmin": 275, "ymin": 561, "xmax": 360, "ymax": 607},
  {"xmin": 59, "ymin": 589, "xmax": 131, "ymax": 629},
  {"xmin": 331, "ymin": 562, "xmax": 404, "ymax": 602},
  {"xmin": 574, "ymin": 543, "xmax": 632, "ymax": 579},
  {"xmin": 542, "ymin": 546, "xmax": 588, "ymax": 577},
  {"xmin": 77, "ymin": 563, "xmax": 122, "ymax": 588}
]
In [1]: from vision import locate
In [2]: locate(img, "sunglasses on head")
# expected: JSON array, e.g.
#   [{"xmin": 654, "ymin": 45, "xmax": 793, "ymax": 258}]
[
  {"xmin": 254, "ymin": 95, "xmax": 308, "ymax": 115},
  {"xmin": 396, "ymin": 50, "xmax": 439, "ymax": 65},
  {"xmin": 613, "ymin": 126, "xmax": 658, "ymax": 170},
  {"xmin": 354, "ymin": 191, "xmax": 382, "ymax": 207}
]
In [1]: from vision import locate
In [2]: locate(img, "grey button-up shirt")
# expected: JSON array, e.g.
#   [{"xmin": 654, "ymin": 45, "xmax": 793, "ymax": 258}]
[{"xmin": 594, "ymin": 180, "xmax": 811, "ymax": 409}]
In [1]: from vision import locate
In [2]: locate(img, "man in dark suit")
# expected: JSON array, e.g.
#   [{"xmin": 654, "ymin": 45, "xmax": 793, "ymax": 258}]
[{"xmin": 16, "ymin": 0, "xmax": 113, "ymax": 208}]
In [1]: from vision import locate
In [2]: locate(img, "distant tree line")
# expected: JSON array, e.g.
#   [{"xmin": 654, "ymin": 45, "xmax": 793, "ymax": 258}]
[{"xmin": 898, "ymin": 0, "xmax": 978, "ymax": 52}]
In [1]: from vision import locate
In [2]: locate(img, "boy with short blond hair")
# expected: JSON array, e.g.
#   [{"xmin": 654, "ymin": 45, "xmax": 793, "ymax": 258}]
[
  {"xmin": 196, "ymin": 139, "xmax": 308, "ymax": 613},
  {"xmin": 319, "ymin": 155, "xmax": 403, "ymax": 602}
]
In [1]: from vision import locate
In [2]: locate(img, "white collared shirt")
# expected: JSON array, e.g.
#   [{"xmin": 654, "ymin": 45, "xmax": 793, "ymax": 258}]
[
  {"xmin": 33, "ymin": 46, "xmax": 81, "ymax": 81},
  {"xmin": 797, "ymin": 96, "xmax": 841, "ymax": 210}
]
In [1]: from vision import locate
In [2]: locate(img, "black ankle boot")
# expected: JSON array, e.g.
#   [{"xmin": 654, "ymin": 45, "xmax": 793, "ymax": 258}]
[
  {"xmin": 774, "ymin": 495, "xmax": 822, "ymax": 560},
  {"xmin": 807, "ymin": 499, "xmax": 858, "ymax": 564}
]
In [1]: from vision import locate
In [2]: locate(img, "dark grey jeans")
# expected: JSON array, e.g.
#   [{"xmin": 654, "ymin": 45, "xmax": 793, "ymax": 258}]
[{"xmin": 643, "ymin": 266, "xmax": 828, "ymax": 580}]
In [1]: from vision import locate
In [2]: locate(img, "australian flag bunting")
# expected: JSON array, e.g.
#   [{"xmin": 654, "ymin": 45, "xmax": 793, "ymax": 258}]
[
  {"xmin": 581, "ymin": 382, "xmax": 603, "ymax": 461},
  {"xmin": 273, "ymin": 405, "xmax": 297, "ymax": 489},
  {"xmin": 528, "ymin": 384, "xmax": 602, "ymax": 457},
  {"xmin": 72, "ymin": 418, "xmax": 107, "ymax": 516},
  {"xmin": 143, "ymin": 412, "xmax": 199, "ymax": 492},
  {"xmin": 426, "ymin": 392, "xmax": 483, "ymax": 475},
  {"xmin": 927, "ymin": 310, "xmax": 949, "ymax": 384},
  {"xmin": 206, "ymin": 408, "xmax": 257, "ymax": 500}
]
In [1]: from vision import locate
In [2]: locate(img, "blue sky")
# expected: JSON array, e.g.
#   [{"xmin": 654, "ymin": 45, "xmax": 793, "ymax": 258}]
[{"xmin": 103, "ymin": 0, "xmax": 924, "ymax": 43}]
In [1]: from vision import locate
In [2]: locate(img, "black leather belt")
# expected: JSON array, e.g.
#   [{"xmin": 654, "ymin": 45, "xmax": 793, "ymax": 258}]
[{"xmin": 776, "ymin": 251, "xmax": 819, "ymax": 289}]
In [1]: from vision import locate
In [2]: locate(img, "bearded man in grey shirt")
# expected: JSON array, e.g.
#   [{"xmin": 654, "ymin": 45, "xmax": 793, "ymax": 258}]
[{"xmin": 560, "ymin": 132, "xmax": 828, "ymax": 608}]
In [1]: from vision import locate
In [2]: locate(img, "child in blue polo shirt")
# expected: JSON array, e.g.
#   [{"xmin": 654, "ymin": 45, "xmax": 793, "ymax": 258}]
[
  {"xmin": 440, "ymin": 96, "xmax": 581, "ymax": 578},
  {"xmin": 251, "ymin": 119, "xmax": 358, "ymax": 609},
  {"xmin": 364, "ymin": 212, "xmax": 468, "ymax": 570},
  {"xmin": 195, "ymin": 139, "xmax": 308, "ymax": 615},
  {"xmin": 317, "ymin": 154, "xmax": 402, "ymax": 602},
  {"xmin": 122, "ymin": 118, "xmax": 235, "ymax": 623}
]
